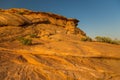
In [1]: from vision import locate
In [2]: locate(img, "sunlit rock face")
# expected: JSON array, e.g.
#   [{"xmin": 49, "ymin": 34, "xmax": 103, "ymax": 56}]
[
  {"xmin": 0, "ymin": 12, "xmax": 31, "ymax": 26},
  {"xmin": 0, "ymin": 8, "xmax": 86, "ymax": 37},
  {"xmin": 0, "ymin": 8, "xmax": 120, "ymax": 80}
]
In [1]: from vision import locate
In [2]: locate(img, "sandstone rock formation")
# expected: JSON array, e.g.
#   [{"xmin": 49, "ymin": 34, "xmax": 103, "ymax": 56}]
[
  {"xmin": 0, "ymin": 8, "xmax": 120, "ymax": 80},
  {"xmin": 0, "ymin": 8, "xmax": 85, "ymax": 36},
  {"xmin": 0, "ymin": 12, "xmax": 31, "ymax": 26}
]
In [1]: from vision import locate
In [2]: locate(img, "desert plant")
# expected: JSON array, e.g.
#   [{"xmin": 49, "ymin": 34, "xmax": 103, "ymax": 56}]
[
  {"xmin": 110, "ymin": 39, "xmax": 120, "ymax": 45},
  {"xmin": 18, "ymin": 36, "xmax": 32, "ymax": 45},
  {"xmin": 95, "ymin": 36, "xmax": 103, "ymax": 42},
  {"xmin": 29, "ymin": 33, "xmax": 38, "ymax": 38},
  {"xmin": 95, "ymin": 36, "xmax": 120, "ymax": 45},
  {"xmin": 81, "ymin": 36, "xmax": 92, "ymax": 42},
  {"xmin": 95, "ymin": 36, "xmax": 112, "ymax": 43}
]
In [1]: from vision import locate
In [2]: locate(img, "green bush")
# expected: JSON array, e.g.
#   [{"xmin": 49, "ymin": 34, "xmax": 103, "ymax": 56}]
[
  {"xmin": 29, "ymin": 33, "xmax": 38, "ymax": 38},
  {"xmin": 95, "ymin": 36, "xmax": 120, "ymax": 45},
  {"xmin": 81, "ymin": 36, "xmax": 92, "ymax": 42},
  {"xmin": 110, "ymin": 39, "xmax": 120, "ymax": 45},
  {"xmin": 18, "ymin": 36, "xmax": 32, "ymax": 45},
  {"xmin": 95, "ymin": 36, "xmax": 112, "ymax": 43}
]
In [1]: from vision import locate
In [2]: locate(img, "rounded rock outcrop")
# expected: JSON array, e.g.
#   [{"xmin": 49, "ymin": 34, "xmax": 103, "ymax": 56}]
[{"xmin": 0, "ymin": 12, "xmax": 31, "ymax": 26}]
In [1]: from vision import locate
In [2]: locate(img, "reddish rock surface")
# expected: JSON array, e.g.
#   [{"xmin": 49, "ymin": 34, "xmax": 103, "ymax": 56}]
[{"xmin": 0, "ymin": 8, "xmax": 120, "ymax": 80}]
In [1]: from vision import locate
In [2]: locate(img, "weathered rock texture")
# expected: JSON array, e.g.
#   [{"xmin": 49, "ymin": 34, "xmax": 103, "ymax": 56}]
[
  {"xmin": 0, "ymin": 8, "xmax": 120, "ymax": 80},
  {"xmin": 0, "ymin": 12, "xmax": 31, "ymax": 26},
  {"xmin": 0, "ymin": 8, "xmax": 85, "ymax": 36}
]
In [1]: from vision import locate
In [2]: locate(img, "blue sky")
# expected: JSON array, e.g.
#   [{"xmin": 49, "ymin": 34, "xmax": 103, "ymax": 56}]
[{"xmin": 0, "ymin": 0, "xmax": 120, "ymax": 39}]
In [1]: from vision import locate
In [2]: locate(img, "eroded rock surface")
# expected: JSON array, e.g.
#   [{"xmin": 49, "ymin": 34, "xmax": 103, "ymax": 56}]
[
  {"xmin": 0, "ymin": 12, "xmax": 31, "ymax": 26},
  {"xmin": 0, "ymin": 8, "xmax": 120, "ymax": 80},
  {"xmin": 0, "ymin": 8, "xmax": 85, "ymax": 36}
]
